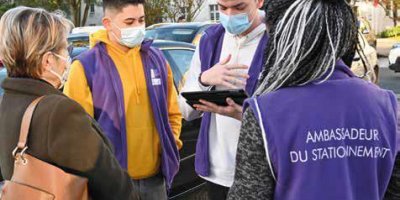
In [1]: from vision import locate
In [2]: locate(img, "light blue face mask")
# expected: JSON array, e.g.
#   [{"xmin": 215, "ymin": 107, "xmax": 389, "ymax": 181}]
[{"xmin": 220, "ymin": 12, "xmax": 253, "ymax": 35}]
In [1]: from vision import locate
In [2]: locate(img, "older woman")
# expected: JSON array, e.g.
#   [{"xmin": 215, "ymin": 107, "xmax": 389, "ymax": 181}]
[
  {"xmin": 228, "ymin": 0, "xmax": 400, "ymax": 199},
  {"xmin": 0, "ymin": 7, "xmax": 136, "ymax": 199}
]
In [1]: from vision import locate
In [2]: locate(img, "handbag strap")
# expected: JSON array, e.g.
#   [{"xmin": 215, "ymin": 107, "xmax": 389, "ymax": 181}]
[{"xmin": 17, "ymin": 96, "xmax": 45, "ymax": 149}]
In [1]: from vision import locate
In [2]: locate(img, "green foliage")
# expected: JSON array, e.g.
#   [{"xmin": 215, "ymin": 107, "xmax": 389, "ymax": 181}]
[
  {"xmin": 380, "ymin": 26, "xmax": 400, "ymax": 38},
  {"xmin": 0, "ymin": 0, "xmax": 102, "ymax": 26},
  {"xmin": 0, "ymin": 0, "xmax": 68, "ymax": 16},
  {"xmin": 14, "ymin": 0, "xmax": 62, "ymax": 11},
  {"xmin": 0, "ymin": 2, "xmax": 16, "ymax": 17},
  {"xmin": 145, "ymin": 0, "xmax": 169, "ymax": 26}
]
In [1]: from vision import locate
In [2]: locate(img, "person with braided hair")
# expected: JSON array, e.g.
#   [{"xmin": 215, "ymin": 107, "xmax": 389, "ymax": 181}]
[{"xmin": 228, "ymin": 0, "xmax": 400, "ymax": 199}]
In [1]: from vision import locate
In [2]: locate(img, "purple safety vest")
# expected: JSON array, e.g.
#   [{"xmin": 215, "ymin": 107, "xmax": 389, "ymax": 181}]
[
  {"xmin": 195, "ymin": 24, "xmax": 269, "ymax": 176},
  {"xmin": 246, "ymin": 60, "xmax": 399, "ymax": 200},
  {"xmin": 75, "ymin": 41, "xmax": 180, "ymax": 189}
]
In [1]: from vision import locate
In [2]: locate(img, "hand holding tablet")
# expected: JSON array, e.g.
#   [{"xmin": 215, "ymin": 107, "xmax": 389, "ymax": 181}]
[{"xmin": 181, "ymin": 89, "xmax": 249, "ymax": 109}]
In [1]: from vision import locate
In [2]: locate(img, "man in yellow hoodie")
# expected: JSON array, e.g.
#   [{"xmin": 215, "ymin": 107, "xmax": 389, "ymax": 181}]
[{"xmin": 64, "ymin": 0, "xmax": 182, "ymax": 199}]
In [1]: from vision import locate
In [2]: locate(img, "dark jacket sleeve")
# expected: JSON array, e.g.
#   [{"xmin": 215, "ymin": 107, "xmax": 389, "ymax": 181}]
[
  {"xmin": 385, "ymin": 153, "xmax": 400, "ymax": 200},
  {"xmin": 227, "ymin": 108, "xmax": 275, "ymax": 200},
  {"xmin": 46, "ymin": 97, "xmax": 136, "ymax": 200},
  {"xmin": 384, "ymin": 104, "xmax": 400, "ymax": 200}
]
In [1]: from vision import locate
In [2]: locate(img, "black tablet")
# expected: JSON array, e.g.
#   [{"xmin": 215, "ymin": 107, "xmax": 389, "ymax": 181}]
[{"xmin": 181, "ymin": 89, "xmax": 249, "ymax": 108}]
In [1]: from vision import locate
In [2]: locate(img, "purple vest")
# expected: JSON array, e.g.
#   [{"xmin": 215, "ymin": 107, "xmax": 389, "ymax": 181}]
[
  {"xmin": 246, "ymin": 61, "xmax": 399, "ymax": 200},
  {"xmin": 75, "ymin": 41, "xmax": 180, "ymax": 189},
  {"xmin": 195, "ymin": 24, "xmax": 269, "ymax": 176}
]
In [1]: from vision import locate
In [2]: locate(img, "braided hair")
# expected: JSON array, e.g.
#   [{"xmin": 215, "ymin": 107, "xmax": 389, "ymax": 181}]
[{"xmin": 255, "ymin": 0, "xmax": 359, "ymax": 95}]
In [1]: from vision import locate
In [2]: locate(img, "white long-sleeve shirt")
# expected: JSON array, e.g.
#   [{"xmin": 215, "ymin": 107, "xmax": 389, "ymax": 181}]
[{"xmin": 179, "ymin": 23, "xmax": 267, "ymax": 187}]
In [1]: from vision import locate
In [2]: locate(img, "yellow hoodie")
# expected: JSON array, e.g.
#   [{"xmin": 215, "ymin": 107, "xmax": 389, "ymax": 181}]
[{"xmin": 64, "ymin": 30, "xmax": 182, "ymax": 179}]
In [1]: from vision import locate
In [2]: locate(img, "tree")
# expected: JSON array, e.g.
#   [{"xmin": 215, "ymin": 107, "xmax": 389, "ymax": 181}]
[
  {"xmin": 3, "ymin": 0, "xmax": 97, "ymax": 26},
  {"xmin": 0, "ymin": 2, "xmax": 16, "ymax": 17},
  {"xmin": 11, "ymin": 0, "xmax": 62, "ymax": 11},
  {"xmin": 166, "ymin": 0, "xmax": 205, "ymax": 22},
  {"xmin": 67, "ymin": 0, "xmax": 97, "ymax": 26},
  {"xmin": 375, "ymin": 0, "xmax": 400, "ymax": 26},
  {"xmin": 145, "ymin": 0, "xmax": 169, "ymax": 26}
]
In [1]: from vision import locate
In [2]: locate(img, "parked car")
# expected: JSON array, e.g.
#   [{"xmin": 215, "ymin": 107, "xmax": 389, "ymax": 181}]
[
  {"xmin": 389, "ymin": 43, "xmax": 400, "ymax": 64},
  {"xmin": 68, "ymin": 32, "xmax": 90, "ymax": 48},
  {"xmin": 71, "ymin": 26, "xmax": 105, "ymax": 34},
  {"xmin": 65, "ymin": 37, "xmax": 205, "ymax": 199},
  {"xmin": 145, "ymin": 22, "xmax": 215, "ymax": 46},
  {"xmin": 389, "ymin": 57, "xmax": 400, "ymax": 73},
  {"xmin": 358, "ymin": 18, "xmax": 377, "ymax": 47},
  {"xmin": 151, "ymin": 41, "xmax": 205, "ymax": 199},
  {"xmin": 351, "ymin": 33, "xmax": 380, "ymax": 84},
  {"xmin": 0, "ymin": 60, "xmax": 6, "ymax": 96},
  {"xmin": 389, "ymin": 43, "xmax": 400, "ymax": 73},
  {"xmin": 0, "ymin": 68, "xmax": 6, "ymax": 96}
]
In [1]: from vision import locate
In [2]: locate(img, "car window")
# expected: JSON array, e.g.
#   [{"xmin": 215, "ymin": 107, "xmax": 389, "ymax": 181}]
[
  {"xmin": 68, "ymin": 35, "xmax": 90, "ymax": 47},
  {"xmin": 162, "ymin": 49, "xmax": 194, "ymax": 90},
  {"xmin": 146, "ymin": 29, "xmax": 157, "ymax": 39},
  {"xmin": 145, "ymin": 28, "xmax": 197, "ymax": 43}
]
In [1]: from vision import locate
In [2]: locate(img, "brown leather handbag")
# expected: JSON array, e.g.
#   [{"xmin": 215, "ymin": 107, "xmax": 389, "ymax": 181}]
[{"xmin": 0, "ymin": 96, "xmax": 89, "ymax": 200}]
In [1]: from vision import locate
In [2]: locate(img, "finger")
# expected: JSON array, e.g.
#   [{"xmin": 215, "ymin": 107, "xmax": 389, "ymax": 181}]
[
  {"xmin": 219, "ymin": 54, "xmax": 232, "ymax": 65},
  {"xmin": 226, "ymin": 64, "xmax": 249, "ymax": 70},
  {"xmin": 223, "ymin": 77, "xmax": 247, "ymax": 87},
  {"xmin": 225, "ymin": 71, "xmax": 250, "ymax": 79},
  {"xmin": 193, "ymin": 103, "xmax": 210, "ymax": 111},
  {"xmin": 200, "ymin": 99, "xmax": 227, "ymax": 114},
  {"xmin": 194, "ymin": 105, "xmax": 212, "ymax": 112},
  {"xmin": 227, "ymin": 98, "xmax": 243, "ymax": 111},
  {"xmin": 195, "ymin": 104, "xmax": 220, "ymax": 113},
  {"xmin": 199, "ymin": 99, "xmax": 220, "ymax": 109},
  {"xmin": 222, "ymin": 80, "xmax": 239, "ymax": 89}
]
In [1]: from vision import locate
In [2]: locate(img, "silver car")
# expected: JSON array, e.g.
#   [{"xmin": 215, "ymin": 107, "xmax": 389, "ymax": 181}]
[{"xmin": 351, "ymin": 34, "xmax": 379, "ymax": 84}]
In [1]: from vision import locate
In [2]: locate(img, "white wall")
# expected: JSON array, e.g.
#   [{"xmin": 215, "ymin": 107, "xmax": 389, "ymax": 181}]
[
  {"xmin": 357, "ymin": 2, "xmax": 399, "ymax": 34},
  {"xmin": 81, "ymin": 2, "xmax": 104, "ymax": 26},
  {"xmin": 194, "ymin": 0, "xmax": 218, "ymax": 22},
  {"xmin": 78, "ymin": 0, "xmax": 217, "ymax": 25}
]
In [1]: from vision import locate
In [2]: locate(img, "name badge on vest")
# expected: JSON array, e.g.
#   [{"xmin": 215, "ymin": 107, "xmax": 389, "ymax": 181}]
[{"xmin": 151, "ymin": 69, "xmax": 162, "ymax": 86}]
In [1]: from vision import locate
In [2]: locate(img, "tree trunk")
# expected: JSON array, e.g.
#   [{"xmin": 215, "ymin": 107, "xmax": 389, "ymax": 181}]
[
  {"xmin": 394, "ymin": 2, "xmax": 398, "ymax": 26},
  {"xmin": 81, "ymin": 0, "xmax": 90, "ymax": 26},
  {"xmin": 69, "ymin": 0, "xmax": 82, "ymax": 27}
]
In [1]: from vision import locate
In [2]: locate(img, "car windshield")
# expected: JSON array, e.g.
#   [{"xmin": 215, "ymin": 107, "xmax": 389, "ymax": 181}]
[
  {"xmin": 161, "ymin": 48, "xmax": 194, "ymax": 90},
  {"xmin": 146, "ymin": 28, "xmax": 197, "ymax": 43}
]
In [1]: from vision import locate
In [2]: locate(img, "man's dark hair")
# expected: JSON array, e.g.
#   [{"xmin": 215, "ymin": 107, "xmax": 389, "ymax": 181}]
[{"xmin": 103, "ymin": 0, "xmax": 145, "ymax": 12}]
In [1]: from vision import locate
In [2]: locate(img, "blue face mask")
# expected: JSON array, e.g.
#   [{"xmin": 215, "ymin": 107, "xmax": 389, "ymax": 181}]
[{"xmin": 220, "ymin": 12, "xmax": 253, "ymax": 35}]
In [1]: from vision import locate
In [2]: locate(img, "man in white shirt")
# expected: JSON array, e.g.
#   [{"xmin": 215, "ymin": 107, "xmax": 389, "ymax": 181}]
[{"xmin": 179, "ymin": 0, "xmax": 267, "ymax": 199}]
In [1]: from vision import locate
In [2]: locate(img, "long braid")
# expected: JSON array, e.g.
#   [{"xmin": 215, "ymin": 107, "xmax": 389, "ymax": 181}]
[{"xmin": 255, "ymin": 0, "xmax": 358, "ymax": 96}]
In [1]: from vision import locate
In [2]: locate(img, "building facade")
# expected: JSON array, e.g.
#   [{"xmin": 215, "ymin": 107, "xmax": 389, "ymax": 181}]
[
  {"xmin": 193, "ymin": 0, "xmax": 219, "ymax": 22},
  {"xmin": 81, "ymin": 0, "xmax": 103, "ymax": 26},
  {"xmin": 356, "ymin": 1, "xmax": 399, "ymax": 34}
]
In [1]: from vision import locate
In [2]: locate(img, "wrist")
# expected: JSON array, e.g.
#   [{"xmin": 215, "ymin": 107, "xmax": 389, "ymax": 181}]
[{"xmin": 198, "ymin": 72, "xmax": 210, "ymax": 87}]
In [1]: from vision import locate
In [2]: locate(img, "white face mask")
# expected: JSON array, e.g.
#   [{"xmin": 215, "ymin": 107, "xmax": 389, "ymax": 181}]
[
  {"xmin": 49, "ymin": 53, "xmax": 72, "ymax": 89},
  {"xmin": 112, "ymin": 23, "xmax": 146, "ymax": 48}
]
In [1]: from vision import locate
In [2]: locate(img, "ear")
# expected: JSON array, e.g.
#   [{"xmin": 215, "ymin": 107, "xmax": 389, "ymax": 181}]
[
  {"xmin": 257, "ymin": 0, "xmax": 265, "ymax": 9},
  {"xmin": 102, "ymin": 17, "xmax": 112, "ymax": 31},
  {"xmin": 41, "ymin": 52, "xmax": 55, "ymax": 72}
]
